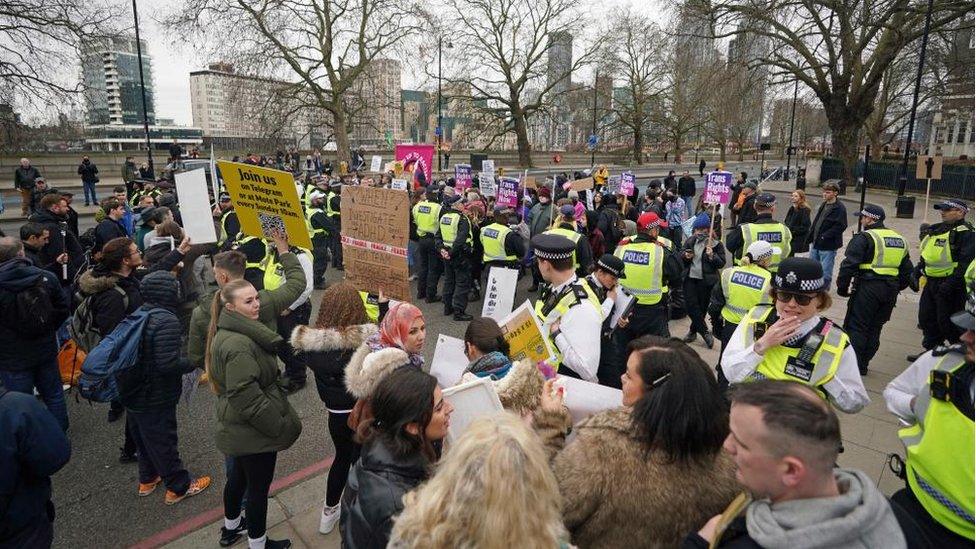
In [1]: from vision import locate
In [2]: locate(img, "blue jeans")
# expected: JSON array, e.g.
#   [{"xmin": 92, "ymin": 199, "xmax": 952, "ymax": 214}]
[
  {"xmin": 0, "ymin": 359, "xmax": 69, "ymax": 431},
  {"xmin": 82, "ymin": 181, "xmax": 98, "ymax": 204},
  {"xmin": 681, "ymin": 195, "xmax": 694, "ymax": 218},
  {"xmin": 809, "ymin": 247, "xmax": 837, "ymax": 290}
]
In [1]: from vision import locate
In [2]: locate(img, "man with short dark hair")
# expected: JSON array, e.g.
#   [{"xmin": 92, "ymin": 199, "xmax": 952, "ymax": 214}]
[
  {"xmin": 19, "ymin": 223, "xmax": 66, "ymax": 274},
  {"xmin": 77, "ymin": 155, "xmax": 99, "ymax": 207},
  {"xmin": 807, "ymin": 182, "xmax": 847, "ymax": 291},
  {"xmin": 30, "ymin": 194, "xmax": 83, "ymax": 286},
  {"xmin": 60, "ymin": 192, "xmax": 79, "ymax": 237},
  {"xmin": 29, "ymin": 178, "xmax": 58, "ymax": 216},
  {"xmin": 687, "ymin": 380, "xmax": 906, "ymax": 548},
  {"xmin": 678, "ymin": 171, "xmax": 696, "ymax": 218},
  {"xmin": 113, "ymin": 186, "xmax": 135, "ymax": 235},
  {"xmin": 94, "ymin": 198, "xmax": 129, "ymax": 254}
]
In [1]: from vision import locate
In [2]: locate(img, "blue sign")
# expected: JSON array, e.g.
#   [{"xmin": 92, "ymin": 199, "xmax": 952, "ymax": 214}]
[
  {"xmin": 587, "ymin": 134, "xmax": 599, "ymax": 148},
  {"xmin": 435, "ymin": 126, "xmax": 443, "ymax": 137}
]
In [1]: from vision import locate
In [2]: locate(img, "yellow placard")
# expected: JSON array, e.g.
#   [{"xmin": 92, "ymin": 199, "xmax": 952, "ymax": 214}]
[
  {"xmin": 217, "ymin": 160, "xmax": 312, "ymax": 250},
  {"xmin": 499, "ymin": 301, "xmax": 556, "ymax": 364}
]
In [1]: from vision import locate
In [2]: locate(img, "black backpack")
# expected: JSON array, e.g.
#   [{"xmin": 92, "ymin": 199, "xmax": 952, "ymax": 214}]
[
  {"xmin": 2, "ymin": 275, "xmax": 57, "ymax": 337},
  {"xmin": 79, "ymin": 227, "xmax": 97, "ymax": 252}
]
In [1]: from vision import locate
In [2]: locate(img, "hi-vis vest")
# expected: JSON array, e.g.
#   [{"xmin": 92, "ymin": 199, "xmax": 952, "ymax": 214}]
[
  {"xmin": 739, "ymin": 305, "xmax": 847, "ymax": 393},
  {"xmin": 412, "ymin": 201, "xmax": 441, "ymax": 237},
  {"xmin": 720, "ymin": 264, "xmax": 772, "ymax": 324},
  {"xmin": 921, "ymin": 224, "xmax": 972, "ymax": 277},
  {"xmin": 858, "ymin": 228, "xmax": 908, "ymax": 276},
  {"xmin": 534, "ymin": 281, "xmax": 602, "ymax": 371},
  {"xmin": 359, "ymin": 291, "xmax": 380, "ymax": 323},
  {"xmin": 899, "ymin": 352, "xmax": 975, "ymax": 539},
  {"xmin": 301, "ymin": 184, "xmax": 315, "ymax": 211},
  {"xmin": 440, "ymin": 211, "xmax": 472, "ymax": 247},
  {"xmin": 325, "ymin": 191, "xmax": 340, "ymax": 218},
  {"xmin": 545, "ymin": 227, "xmax": 581, "ymax": 268},
  {"xmin": 481, "ymin": 223, "xmax": 516, "ymax": 262},
  {"xmin": 218, "ymin": 210, "xmax": 237, "ymax": 246},
  {"xmin": 262, "ymin": 248, "xmax": 310, "ymax": 291},
  {"xmin": 735, "ymin": 222, "xmax": 792, "ymax": 272},
  {"xmin": 238, "ymin": 236, "xmax": 267, "ymax": 272},
  {"xmin": 966, "ymin": 259, "xmax": 975, "ymax": 290},
  {"xmin": 305, "ymin": 207, "xmax": 328, "ymax": 240},
  {"xmin": 615, "ymin": 241, "xmax": 668, "ymax": 305}
]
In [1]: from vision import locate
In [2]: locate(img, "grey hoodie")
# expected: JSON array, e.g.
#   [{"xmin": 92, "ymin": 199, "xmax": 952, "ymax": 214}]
[{"xmin": 746, "ymin": 468, "xmax": 906, "ymax": 549}]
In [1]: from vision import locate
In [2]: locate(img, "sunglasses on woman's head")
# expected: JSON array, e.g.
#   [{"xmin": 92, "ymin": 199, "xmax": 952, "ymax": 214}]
[{"xmin": 774, "ymin": 291, "xmax": 815, "ymax": 306}]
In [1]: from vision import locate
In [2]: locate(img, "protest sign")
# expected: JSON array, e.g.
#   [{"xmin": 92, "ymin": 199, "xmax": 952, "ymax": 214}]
[
  {"xmin": 341, "ymin": 185, "xmax": 411, "ymax": 301},
  {"xmin": 442, "ymin": 377, "xmax": 504, "ymax": 443},
  {"xmin": 620, "ymin": 172, "xmax": 636, "ymax": 196},
  {"xmin": 556, "ymin": 375, "xmax": 623, "ymax": 424},
  {"xmin": 455, "ymin": 164, "xmax": 473, "ymax": 192},
  {"xmin": 481, "ymin": 159, "xmax": 495, "ymax": 177},
  {"xmin": 570, "ymin": 177, "xmax": 594, "ymax": 191},
  {"xmin": 499, "ymin": 300, "xmax": 555, "ymax": 364},
  {"xmin": 523, "ymin": 176, "xmax": 538, "ymax": 190},
  {"xmin": 217, "ymin": 160, "xmax": 312, "ymax": 249},
  {"xmin": 429, "ymin": 334, "xmax": 469, "ymax": 388},
  {"xmin": 390, "ymin": 178, "xmax": 408, "ymax": 190},
  {"xmin": 586, "ymin": 189, "xmax": 595, "ymax": 211},
  {"xmin": 704, "ymin": 170, "xmax": 734, "ymax": 205},
  {"xmin": 369, "ymin": 155, "xmax": 382, "ymax": 173},
  {"xmin": 395, "ymin": 144, "xmax": 434, "ymax": 188},
  {"xmin": 607, "ymin": 175, "xmax": 621, "ymax": 195},
  {"xmin": 174, "ymin": 168, "xmax": 218, "ymax": 244},
  {"xmin": 479, "ymin": 173, "xmax": 497, "ymax": 197},
  {"xmin": 481, "ymin": 267, "xmax": 518, "ymax": 321},
  {"xmin": 496, "ymin": 177, "xmax": 520, "ymax": 208}
]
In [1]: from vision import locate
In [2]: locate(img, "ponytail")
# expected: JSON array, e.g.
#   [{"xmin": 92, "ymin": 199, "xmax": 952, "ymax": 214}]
[
  {"xmin": 204, "ymin": 279, "xmax": 253, "ymax": 393},
  {"xmin": 741, "ymin": 254, "xmax": 753, "ymax": 266}
]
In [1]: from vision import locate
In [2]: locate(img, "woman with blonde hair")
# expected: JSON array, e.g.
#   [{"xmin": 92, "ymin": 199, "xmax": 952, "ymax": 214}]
[
  {"xmin": 206, "ymin": 279, "xmax": 302, "ymax": 549},
  {"xmin": 390, "ymin": 413, "xmax": 568, "ymax": 549}
]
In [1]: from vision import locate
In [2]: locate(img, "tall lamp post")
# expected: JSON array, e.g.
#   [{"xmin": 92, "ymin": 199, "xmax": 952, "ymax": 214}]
[
  {"xmin": 436, "ymin": 38, "xmax": 453, "ymax": 172},
  {"xmin": 896, "ymin": 0, "xmax": 935, "ymax": 207},
  {"xmin": 784, "ymin": 77, "xmax": 799, "ymax": 181},
  {"xmin": 132, "ymin": 0, "xmax": 154, "ymax": 177},
  {"xmin": 590, "ymin": 72, "xmax": 599, "ymax": 168}
]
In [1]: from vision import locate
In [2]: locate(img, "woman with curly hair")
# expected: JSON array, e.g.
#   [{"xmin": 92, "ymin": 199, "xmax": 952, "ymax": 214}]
[
  {"xmin": 290, "ymin": 282, "xmax": 380, "ymax": 535},
  {"xmin": 389, "ymin": 413, "xmax": 568, "ymax": 549}
]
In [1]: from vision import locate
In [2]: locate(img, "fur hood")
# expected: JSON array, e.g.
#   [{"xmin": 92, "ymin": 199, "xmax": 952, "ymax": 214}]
[
  {"xmin": 289, "ymin": 323, "xmax": 377, "ymax": 353},
  {"xmin": 459, "ymin": 358, "xmax": 544, "ymax": 415},
  {"xmin": 77, "ymin": 269, "xmax": 120, "ymax": 296},
  {"xmin": 343, "ymin": 342, "xmax": 411, "ymax": 399},
  {"xmin": 575, "ymin": 406, "xmax": 632, "ymax": 434}
]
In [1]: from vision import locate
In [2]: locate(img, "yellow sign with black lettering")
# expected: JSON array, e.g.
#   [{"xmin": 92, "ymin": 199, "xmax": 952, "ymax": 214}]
[{"xmin": 217, "ymin": 160, "xmax": 312, "ymax": 249}]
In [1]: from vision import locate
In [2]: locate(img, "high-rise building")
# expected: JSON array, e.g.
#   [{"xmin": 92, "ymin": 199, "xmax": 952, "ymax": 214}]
[
  {"xmin": 351, "ymin": 58, "xmax": 403, "ymax": 146},
  {"xmin": 546, "ymin": 32, "xmax": 574, "ymax": 150},
  {"xmin": 81, "ymin": 36, "xmax": 155, "ymax": 126}
]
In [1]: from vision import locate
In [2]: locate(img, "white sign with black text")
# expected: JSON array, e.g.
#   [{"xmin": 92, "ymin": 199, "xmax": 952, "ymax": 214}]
[{"xmin": 481, "ymin": 267, "xmax": 519, "ymax": 321}]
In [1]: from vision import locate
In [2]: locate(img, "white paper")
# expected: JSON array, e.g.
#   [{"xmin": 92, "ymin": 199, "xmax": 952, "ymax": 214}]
[
  {"xmin": 586, "ymin": 189, "xmax": 595, "ymax": 211},
  {"xmin": 391, "ymin": 178, "xmax": 408, "ymax": 190},
  {"xmin": 481, "ymin": 159, "xmax": 495, "ymax": 177},
  {"xmin": 429, "ymin": 334, "xmax": 470, "ymax": 388},
  {"xmin": 609, "ymin": 289, "xmax": 636, "ymax": 330},
  {"xmin": 479, "ymin": 173, "xmax": 496, "ymax": 197},
  {"xmin": 174, "ymin": 168, "xmax": 218, "ymax": 244},
  {"xmin": 370, "ymin": 155, "xmax": 383, "ymax": 173},
  {"xmin": 481, "ymin": 267, "xmax": 519, "ymax": 321},
  {"xmin": 556, "ymin": 375, "xmax": 622, "ymax": 424},
  {"xmin": 442, "ymin": 377, "xmax": 504, "ymax": 443}
]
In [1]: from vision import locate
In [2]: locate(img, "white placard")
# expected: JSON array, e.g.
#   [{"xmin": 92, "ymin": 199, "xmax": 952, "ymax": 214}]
[
  {"xmin": 441, "ymin": 377, "xmax": 504, "ymax": 443},
  {"xmin": 429, "ymin": 334, "xmax": 469, "ymax": 388},
  {"xmin": 482, "ymin": 267, "xmax": 519, "ymax": 321},
  {"xmin": 370, "ymin": 155, "xmax": 383, "ymax": 173},
  {"xmin": 556, "ymin": 375, "xmax": 623, "ymax": 424},
  {"xmin": 479, "ymin": 173, "xmax": 496, "ymax": 197},
  {"xmin": 174, "ymin": 168, "xmax": 218, "ymax": 244},
  {"xmin": 391, "ymin": 178, "xmax": 408, "ymax": 190},
  {"xmin": 609, "ymin": 289, "xmax": 636, "ymax": 331},
  {"xmin": 481, "ymin": 159, "xmax": 495, "ymax": 177},
  {"xmin": 586, "ymin": 188, "xmax": 595, "ymax": 211}
]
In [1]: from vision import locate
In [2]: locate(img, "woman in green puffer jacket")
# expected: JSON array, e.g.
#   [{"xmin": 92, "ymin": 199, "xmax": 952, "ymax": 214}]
[{"xmin": 205, "ymin": 278, "xmax": 301, "ymax": 549}]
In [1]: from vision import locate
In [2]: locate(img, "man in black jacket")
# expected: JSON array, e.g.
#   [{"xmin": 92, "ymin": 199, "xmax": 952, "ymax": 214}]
[
  {"xmin": 93, "ymin": 198, "xmax": 129, "ymax": 254},
  {"xmin": 60, "ymin": 192, "xmax": 80, "ymax": 237},
  {"xmin": 29, "ymin": 178, "xmax": 58, "ymax": 215},
  {"xmin": 14, "ymin": 157, "xmax": 42, "ymax": 217},
  {"xmin": 678, "ymin": 171, "xmax": 696, "ymax": 218},
  {"xmin": 77, "ymin": 156, "xmax": 99, "ymax": 207},
  {"xmin": 30, "ymin": 194, "xmax": 84, "ymax": 287},
  {"xmin": 806, "ymin": 181, "xmax": 847, "ymax": 290}
]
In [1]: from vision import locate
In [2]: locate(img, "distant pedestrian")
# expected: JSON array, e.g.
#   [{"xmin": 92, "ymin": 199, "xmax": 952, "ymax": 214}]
[
  {"xmin": 807, "ymin": 181, "xmax": 847, "ymax": 290},
  {"xmin": 77, "ymin": 155, "xmax": 99, "ymax": 207},
  {"xmin": 699, "ymin": 158, "xmax": 706, "ymax": 177},
  {"xmin": 14, "ymin": 158, "xmax": 41, "ymax": 217},
  {"xmin": 678, "ymin": 171, "xmax": 696, "ymax": 218},
  {"xmin": 784, "ymin": 190, "xmax": 812, "ymax": 255}
]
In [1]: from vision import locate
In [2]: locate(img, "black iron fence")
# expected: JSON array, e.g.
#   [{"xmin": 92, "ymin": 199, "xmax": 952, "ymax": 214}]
[{"xmin": 819, "ymin": 158, "xmax": 975, "ymax": 198}]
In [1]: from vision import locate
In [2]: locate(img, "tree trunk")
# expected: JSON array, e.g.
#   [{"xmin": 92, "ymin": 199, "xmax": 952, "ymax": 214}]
[
  {"xmin": 719, "ymin": 143, "xmax": 727, "ymax": 162},
  {"xmin": 512, "ymin": 110, "xmax": 533, "ymax": 167},
  {"xmin": 633, "ymin": 126, "xmax": 644, "ymax": 165},
  {"xmin": 332, "ymin": 106, "xmax": 352, "ymax": 166},
  {"xmin": 673, "ymin": 137, "xmax": 683, "ymax": 163},
  {"xmin": 831, "ymin": 124, "xmax": 861, "ymax": 194},
  {"xmin": 737, "ymin": 141, "xmax": 745, "ymax": 161}
]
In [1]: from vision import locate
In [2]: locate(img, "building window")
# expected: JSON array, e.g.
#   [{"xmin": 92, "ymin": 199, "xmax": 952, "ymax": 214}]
[{"xmin": 958, "ymin": 119, "xmax": 968, "ymax": 144}]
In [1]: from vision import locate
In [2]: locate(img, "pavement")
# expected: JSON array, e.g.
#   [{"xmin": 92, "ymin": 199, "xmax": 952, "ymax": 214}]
[{"xmin": 47, "ymin": 171, "xmax": 964, "ymax": 548}]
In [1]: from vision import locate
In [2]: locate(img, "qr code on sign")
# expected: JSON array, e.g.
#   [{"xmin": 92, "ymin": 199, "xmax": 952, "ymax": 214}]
[{"xmin": 258, "ymin": 212, "xmax": 286, "ymax": 238}]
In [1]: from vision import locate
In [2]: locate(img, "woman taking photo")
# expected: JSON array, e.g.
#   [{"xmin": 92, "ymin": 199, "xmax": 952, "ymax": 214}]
[
  {"xmin": 206, "ymin": 279, "xmax": 302, "ymax": 549},
  {"xmin": 534, "ymin": 336, "xmax": 739, "ymax": 548},
  {"xmin": 784, "ymin": 190, "xmax": 812, "ymax": 256},
  {"xmin": 341, "ymin": 367, "xmax": 453, "ymax": 549},
  {"xmin": 289, "ymin": 282, "xmax": 378, "ymax": 535},
  {"xmin": 720, "ymin": 256, "xmax": 869, "ymax": 413},
  {"xmin": 390, "ymin": 414, "xmax": 568, "ymax": 549}
]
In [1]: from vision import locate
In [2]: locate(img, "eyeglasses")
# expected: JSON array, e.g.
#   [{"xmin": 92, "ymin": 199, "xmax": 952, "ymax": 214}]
[{"xmin": 774, "ymin": 291, "xmax": 815, "ymax": 306}]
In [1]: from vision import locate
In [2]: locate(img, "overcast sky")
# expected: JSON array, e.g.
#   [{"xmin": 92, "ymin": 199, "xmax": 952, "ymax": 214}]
[{"xmin": 131, "ymin": 0, "xmax": 669, "ymax": 126}]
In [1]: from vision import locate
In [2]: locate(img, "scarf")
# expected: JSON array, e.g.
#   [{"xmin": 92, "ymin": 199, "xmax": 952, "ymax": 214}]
[{"xmin": 467, "ymin": 351, "xmax": 513, "ymax": 379}]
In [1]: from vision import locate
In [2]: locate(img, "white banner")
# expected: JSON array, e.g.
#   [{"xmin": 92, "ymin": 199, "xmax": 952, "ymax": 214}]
[
  {"xmin": 174, "ymin": 168, "xmax": 218, "ymax": 244},
  {"xmin": 481, "ymin": 266, "xmax": 518, "ymax": 321},
  {"xmin": 429, "ymin": 334, "xmax": 469, "ymax": 388},
  {"xmin": 556, "ymin": 375, "xmax": 622, "ymax": 424},
  {"xmin": 479, "ymin": 173, "xmax": 496, "ymax": 196}
]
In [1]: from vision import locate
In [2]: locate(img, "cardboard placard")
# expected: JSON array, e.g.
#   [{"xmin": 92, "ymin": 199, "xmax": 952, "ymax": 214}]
[
  {"xmin": 441, "ymin": 377, "xmax": 505, "ymax": 443},
  {"xmin": 704, "ymin": 171, "xmax": 734, "ymax": 205},
  {"xmin": 370, "ymin": 155, "xmax": 383, "ymax": 173},
  {"xmin": 217, "ymin": 160, "xmax": 312, "ymax": 249},
  {"xmin": 607, "ymin": 175, "xmax": 621, "ymax": 195},
  {"xmin": 341, "ymin": 185, "xmax": 411, "ymax": 301},
  {"xmin": 915, "ymin": 155, "xmax": 944, "ymax": 180},
  {"xmin": 499, "ymin": 300, "xmax": 555, "ymax": 364},
  {"xmin": 556, "ymin": 375, "xmax": 622, "ymax": 424},
  {"xmin": 455, "ymin": 164, "xmax": 473, "ymax": 192},
  {"xmin": 570, "ymin": 177, "xmax": 594, "ymax": 191},
  {"xmin": 429, "ymin": 334, "xmax": 469, "ymax": 388},
  {"xmin": 523, "ymin": 176, "xmax": 538, "ymax": 190},
  {"xmin": 496, "ymin": 177, "xmax": 520, "ymax": 208},
  {"xmin": 481, "ymin": 267, "xmax": 519, "ymax": 321},
  {"xmin": 174, "ymin": 168, "xmax": 218, "ymax": 244}
]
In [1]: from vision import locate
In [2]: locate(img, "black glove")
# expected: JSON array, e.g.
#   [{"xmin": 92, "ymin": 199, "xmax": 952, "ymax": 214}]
[
  {"xmin": 909, "ymin": 268, "xmax": 921, "ymax": 293},
  {"xmin": 836, "ymin": 281, "xmax": 851, "ymax": 298}
]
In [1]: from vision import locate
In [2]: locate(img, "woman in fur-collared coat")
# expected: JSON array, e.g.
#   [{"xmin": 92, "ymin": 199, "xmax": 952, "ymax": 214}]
[{"xmin": 533, "ymin": 336, "xmax": 739, "ymax": 549}]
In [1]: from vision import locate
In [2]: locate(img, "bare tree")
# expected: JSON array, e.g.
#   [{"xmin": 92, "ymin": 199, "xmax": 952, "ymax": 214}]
[
  {"xmin": 651, "ymin": 42, "xmax": 721, "ymax": 162},
  {"xmin": 441, "ymin": 0, "xmax": 594, "ymax": 166},
  {"xmin": 703, "ymin": 65, "xmax": 763, "ymax": 161},
  {"xmin": 165, "ymin": 0, "xmax": 428, "ymax": 165},
  {"xmin": 698, "ymin": 0, "xmax": 973, "ymax": 186}
]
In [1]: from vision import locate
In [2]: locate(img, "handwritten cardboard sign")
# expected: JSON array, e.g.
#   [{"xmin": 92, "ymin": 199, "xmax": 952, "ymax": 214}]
[
  {"xmin": 341, "ymin": 185, "xmax": 411, "ymax": 301},
  {"xmin": 570, "ymin": 177, "xmax": 594, "ymax": 191},
  {"xmin": 217, "ymin": 160, "xmax": 312, "ymax": 249}
]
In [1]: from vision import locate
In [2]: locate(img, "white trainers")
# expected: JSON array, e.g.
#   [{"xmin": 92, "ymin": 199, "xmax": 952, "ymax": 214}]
[{"xmin": 319, "ymin": 503, "xmax": 340, "ymax": 534}]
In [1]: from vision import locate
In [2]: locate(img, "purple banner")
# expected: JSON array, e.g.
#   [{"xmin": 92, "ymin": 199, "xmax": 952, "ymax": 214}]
[
  {"xmin": 454, "ymin": 164, "xmax": 473, "ymax": 192},
  {"xmin": 496, "ymin": 177, "xmax": 520, "ymax": 208},
  {"xmin": 704, "ymin": 171, "xmax": 734, "ymax": 205}
]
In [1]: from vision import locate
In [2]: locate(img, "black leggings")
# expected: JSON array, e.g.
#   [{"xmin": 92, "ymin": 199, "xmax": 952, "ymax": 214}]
[
  {"xmin": 224, "ymin": 452, "xmax": 278, "ymax": 540},
  {"xmin": 326, "ymin": 412, "xmax": 361, "ymax": 507}
]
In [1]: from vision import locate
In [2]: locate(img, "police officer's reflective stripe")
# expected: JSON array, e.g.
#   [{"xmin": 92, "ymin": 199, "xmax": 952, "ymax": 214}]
[
  {"xmin": 325, "ymin": 191, "xmax": 339, "ymax": 218},
  {"xmin": 534, "ymin": 281, "xmax": 602, "ymax": 369},
  {"xmin": 858, "ymin": 229, "xmax": 907, "ymax": 276},
  {"xmin": 808, "ymin": 326, "xmax": 844, "ymax": 382},
  {"xmin": 741, "ymin": 305, "xmax": 773, "ymax": 343},
  {"xmin": 263, "ymin": 248, "xmax": 310, "ymax": 291},
  {"xmin": 545, "ymin": 227, "xmax": 581, "ymax": 268},
  {"xmin": 306, "ymin": 209, "xmax": 327, "ymax": 237},
  {"xmin": 738, "ymin": 223, "xmax": 791, "ymax": 271},
  {"xmin": 921, "ymin": 225, "xmax": 970, "ymax": 277},
  {"xmin": 440, "ymin": 212, "xmax": 472, "ymax": 247},
  {"xmin": 614, "ymin": 242, "xmax": 667, "ymax": 305},
  {"xmin": 481, "ymin": 223, "xmax": 516, "ymax": 262}
]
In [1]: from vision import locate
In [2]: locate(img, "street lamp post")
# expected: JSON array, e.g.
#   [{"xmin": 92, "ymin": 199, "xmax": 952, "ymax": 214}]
[
  {"xmin": 784, "ymin": 78, "xmax": 799, "ymax": 181},
  {"xmin": 590, "ymin": 72, "xmax": 598, "ymax": 168},
  {"xmin": 896, "ymin": 0, "xmax": 935, "ymax": 199},
  {"xmin": 437, "ymin": 37, "xmax": 443, "ymax": 172},
  {"xmin": 132, "ymin": 0, "xmax": 154, "ymax": 177}
]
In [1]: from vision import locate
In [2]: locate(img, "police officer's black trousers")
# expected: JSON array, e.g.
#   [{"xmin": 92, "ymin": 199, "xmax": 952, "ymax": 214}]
[
  {"xmin": 843, "ymin": 277, "xmax": 898, "ymax": 374},
  {"xmin": 616, "ymin": 302, "xmax": 670, "ymax": 348},
  {"xmin": 328, "ymin": 230, "xmax": 343, "ymax": 268},
  {"xmin": 919, "ymin": 276, "xmax": 965, "ymax": 350},
  {"xmin": 416, "ymin": 236, "xmax": 443, "ymax": 299},
  {"xmin": 442, "ymin": 253, "xmax": 472, "ymax": 314},
  {"xmin": 597, "ymin": 334, "xmax": 623, "ymax": 389},
  {"xmin": 684, "ymin": 277, "xmax": 714, "ymax": 337},
  {"xmin": 311, "ymin": 236, "xmax": 329, "ymax": 286},
  {"xmin": 277, "ymin": 300, "xmax": 312, "ymax": 384}
]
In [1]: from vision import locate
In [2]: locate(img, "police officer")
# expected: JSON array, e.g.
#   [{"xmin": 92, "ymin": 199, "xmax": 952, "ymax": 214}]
[
  {"xmin": 544, "ymin": 204, "xmax": 592, "ymax": 278},
  {"xmin": 261, "ymin": 240, "xmax": 314, "ymax": 392},
  {"xmin": 411, "ymin": 186, "xmax": 443, "ymax": 302},
  {"xmin": 306, "ymin": 191, "xmax": 331, "ymax": 289},
  {"xmin": 885, "ymin": 290, "xmax": 974, "ymax": 547},
  {"xmin": 214, "ymin": 192, "xmax": 240, "ymax": 251},
  {"xmin": 236, "ymin": 235, "xmax": 270, "ymax": 290},
  {"xmin": 532, "ymin": 233, "xmax": 603, "ymax": 382},
  {"xmin": 325, "ymin": 180, "xmax": 343, "ymax": 270},
  {"xmin": 722, "ymin": 256, "xmax": 869, "ymax": 413},
  {"xmin": 358, "ymin": 290, "xmax": 390, "ymax": 323},
  {"xmin": 480, "ymin": 205, "xmax": 526, "ymax": 274},
  {"xmin": 710, "ymin": 241, "xmax": 774, "ymax": 351},
  {"xmin": 436, "ymin": 194, "xmax": 474, "ymax": 321},
  {"xmin": 913, "ymin": 198, "xmax": 974, "ymax": 359},
  {"xmin": 725, "ymin": 192, "xmax": 792, "ymax": 272},
  {"xmin": 614, "ymin": 212, "xmax": 683, "ymax": 339},
  {"xmin": 583, "ymin": 254, "xmax": 631, "ymax": 388},
  {"xmin": 837, "ymin": 204, "xmax": 913, "ymax": 374}
]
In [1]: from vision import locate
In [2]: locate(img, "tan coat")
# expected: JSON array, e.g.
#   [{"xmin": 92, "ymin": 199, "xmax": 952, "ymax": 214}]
[{"xmin": 534, "ymin": 407, "xmax": 739, "ymax": 549}]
